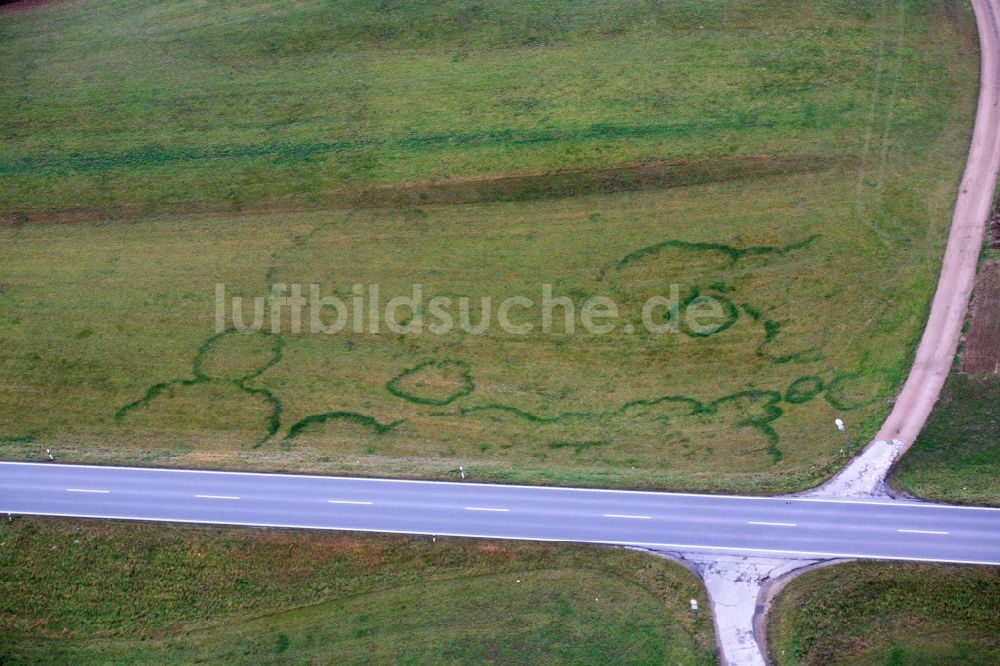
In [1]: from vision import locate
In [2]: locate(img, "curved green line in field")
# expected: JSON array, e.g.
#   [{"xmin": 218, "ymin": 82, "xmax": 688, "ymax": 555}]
[
  {"xmin": 193, "ymin": 329, "xmax": 284, "ymax": 381},
  {"xmin": 240, "ymin": 385, "xmax": 283, "ymax": 448},
  {"xmin": 282, "ymin": 411, "xmax": 404, "ymax": 448},
  {"xmin": 619, "ymin": 395, "xmax": 705, "ymax": 417},
  {"xmin": 756, "ymin": 320, "xmax": 825, "ymax": 365},
  {"xmin": 455, "ymin": 403, "xmax": 611, "ymax": 423},
  {"xmin": 678, "ymin": 288, "xmax": 740, "ymax": 338},
  {"xmin": 704, "ymin": 389, "xmax": 784, "ymax": 462},
  {"xmin": 115, "ymin": 330, "xmax": 286, "ymax": 448},
  {"xmin": 615, "ymin": 235, "xmax": 819, "ymax": 270},
  {"xmin": 785, "ymin": 376, "xmax": 825, "ymax": 404},
  {"xmin": 114, "ymin": 378, "xmax": 203, "ymax": 423},
  {"xmin": 386, "ymin": 359, "xmax": 475, "ymax": 406},
  {"xmin": 824, "ymin": 373, "xmax": 880, "ymax": 411}
]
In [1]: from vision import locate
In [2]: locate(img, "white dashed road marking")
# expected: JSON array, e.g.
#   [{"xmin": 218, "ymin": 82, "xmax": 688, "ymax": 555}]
[
  {"xmin": 898, "ymin": 529, "xmax": 949, "ymax": 535},
  {"xmin": 603, "ymin": 514, "xmax": 652, "ymax": 520}
]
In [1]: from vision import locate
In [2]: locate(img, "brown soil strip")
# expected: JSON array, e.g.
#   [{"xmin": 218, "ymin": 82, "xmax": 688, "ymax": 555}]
[
  {"xmin": 0, "ymin": 0, "xmax": 57, "ymax": 14},
  {"xmin": 0, "ymin": 152, "xmax": 851, "ymax": 226},
  {"xmin": 962, "ymin": 260, "xmax": 1000, "ymax": 373}
]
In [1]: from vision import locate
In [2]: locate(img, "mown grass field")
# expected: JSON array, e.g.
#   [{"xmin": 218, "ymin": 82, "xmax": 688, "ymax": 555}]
[
  {"xmin": 768, "ymin": 561, "xmax": 1000, "ymax": 665},
  {"xmin": 0, "ymin": 0, "xmax": 982, "ymax": 492},
  {"xmin": 891, "ymin": 373, "xmax": 1000, "ymax": 506},
  {"xmin": 0, "ymin": 518, "xmax": 715, "ymax": 664},
  {"xmin": 0, "ymin": 0, "xmax": 972, "ymax": 217}
]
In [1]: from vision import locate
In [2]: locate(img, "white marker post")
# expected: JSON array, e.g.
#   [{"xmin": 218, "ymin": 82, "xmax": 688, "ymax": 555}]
[
  {"xmin": 834, "ymin": 418, "xmax": 851, "ymax": 452},
  {"xmin": 459, "ymin": 465, "xmax": 465, "ymax": 480}
]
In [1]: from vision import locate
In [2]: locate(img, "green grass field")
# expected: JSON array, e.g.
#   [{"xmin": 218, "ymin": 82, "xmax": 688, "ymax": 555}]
[
  {"xmin": 0, "ymin": 0, "xmax": 982, "ymax": 492},
  {"xmin": 768, "ymin": 561, "xmax": 1000, "ymax": 665},
  {"xmin": 0, "ymin": 0, "xmax": 973, "ymax": 216},
  {"xmin": 889, "ymin": 243, "xmax": 1000, "ymax": 505},
  {"xmin": 890, "ymin": 356, "xmax": 1000, "ymax": 507},
  {"xmin": 0, "ymin": 518, "xmax": 715, "ymax": 664}
]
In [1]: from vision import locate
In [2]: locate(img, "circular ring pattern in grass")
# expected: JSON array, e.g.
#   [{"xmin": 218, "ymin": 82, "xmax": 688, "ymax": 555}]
[
  {"xmin": 824, "ymin": 372, "xmax": 878, "ymax": 410},
  {"xmin": 679, "ymin": 291, "xmax": 739, "ymax": 338},
  {"xmin": 386, "ymin": 359, "xmax": 475, "ymax": 406},
  {"xmin": 193, "ymin": 329, "xmax": 284, "ymax": 382},
  {"xmin": 785, "ymin": 376, "xmax": 824, "ymax": 404}
]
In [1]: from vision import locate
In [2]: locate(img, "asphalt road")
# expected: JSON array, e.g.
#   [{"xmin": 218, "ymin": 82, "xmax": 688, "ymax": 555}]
[{"xmin": 3, "ymin": 462, "xmax": 998, "ymax": 565}]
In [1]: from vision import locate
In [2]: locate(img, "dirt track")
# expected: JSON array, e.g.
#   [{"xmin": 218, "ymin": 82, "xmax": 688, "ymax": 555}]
[
  {"xmin": 799, "ymin": 0, "xmax": 1000, "ymax": 502},
  {"xmin": 874, "ymin": 0, "xmax": 1000, "ymax": 452},
  {"xmin": 808, "ymin": 0, "xmax": 1000, "ymax": 501}
]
